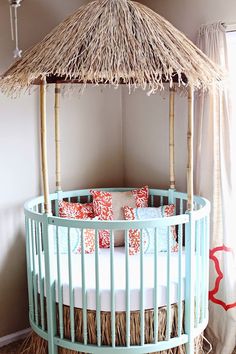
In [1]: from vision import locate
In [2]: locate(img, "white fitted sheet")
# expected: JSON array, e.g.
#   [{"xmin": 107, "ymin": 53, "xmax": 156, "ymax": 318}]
[{"xmin": 36, "ymin": 248, "xmax": 187, "ymax": 311}]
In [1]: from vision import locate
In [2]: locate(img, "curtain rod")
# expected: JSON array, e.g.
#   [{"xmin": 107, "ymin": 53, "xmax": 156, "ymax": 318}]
[{"xmin": 222, "ymin": 22, "xmax": 236, "ymax": 32}]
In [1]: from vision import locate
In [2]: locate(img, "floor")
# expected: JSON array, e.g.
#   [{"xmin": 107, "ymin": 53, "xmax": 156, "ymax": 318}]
[{"xmin": 0, "ymin": 340, "xmax": 24, "ymax": 354}]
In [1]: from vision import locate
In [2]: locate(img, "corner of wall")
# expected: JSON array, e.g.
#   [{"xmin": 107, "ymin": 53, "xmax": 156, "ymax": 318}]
[{"xmin": 121, "ymin": 86, "xmax": 127, "ymax": 187}]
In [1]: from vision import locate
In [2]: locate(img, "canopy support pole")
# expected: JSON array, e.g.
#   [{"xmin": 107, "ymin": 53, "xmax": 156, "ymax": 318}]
[
  {"xmin": 187, "ymin": 87, "xmax": 194, "ymax": 211},
  {"xmin": 55, "ymin": 83, "xmax": 62, "ymax": 192},
  {"xmin": 40, "ymin": 80, "xmax": 50, "ymax": 214},
  {"xmin": 169, "ymin": 87, "xmax": 176, "ymax": 190}
]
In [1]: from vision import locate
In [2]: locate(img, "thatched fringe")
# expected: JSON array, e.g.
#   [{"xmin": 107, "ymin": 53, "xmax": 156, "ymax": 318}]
[
  {"xmin": 0, "ymin": 0, "xmax": 223, "ymax": 96},
  {"xmin": 20, "ymin": 302, "xmax": 204, "ymax": 354}
]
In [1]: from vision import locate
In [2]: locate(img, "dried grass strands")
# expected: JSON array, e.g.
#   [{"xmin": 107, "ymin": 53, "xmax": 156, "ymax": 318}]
[
  {"xmin": 1, "ymin": 0, "xmax": 223, "ymax": 96},
  {"xmin": 20, "ymin": 302, "xmax": 204, "ymax": 354}
]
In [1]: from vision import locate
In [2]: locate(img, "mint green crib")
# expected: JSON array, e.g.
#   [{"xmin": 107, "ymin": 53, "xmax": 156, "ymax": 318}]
[
  {"xmin": 25, "ymin": 187, "xmax": 210, "ymax": 354},
  {"xmin": 0, "ymin": 0, "xmax": 220, "ymax": 350}
]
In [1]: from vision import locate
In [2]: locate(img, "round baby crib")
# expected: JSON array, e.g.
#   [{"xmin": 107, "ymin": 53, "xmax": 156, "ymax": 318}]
[
  {"xmin": 25, "ymin": 187, "xmax": 210, "ymax": 354},
  {"xmin": 0, "ymin": 0, "xmax": 222, "ymax": 353}
]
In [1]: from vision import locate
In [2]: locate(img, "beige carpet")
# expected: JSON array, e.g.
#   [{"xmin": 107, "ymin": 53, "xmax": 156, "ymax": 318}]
[{"xmin": 0, "ymin": 340, "xmax": 24, "ymax": 354}]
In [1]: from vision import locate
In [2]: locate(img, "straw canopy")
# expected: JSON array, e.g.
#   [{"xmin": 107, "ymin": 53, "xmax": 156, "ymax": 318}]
[{"xmin": 1, "ymin": 0, "xmax": 223, "ymax": 95}]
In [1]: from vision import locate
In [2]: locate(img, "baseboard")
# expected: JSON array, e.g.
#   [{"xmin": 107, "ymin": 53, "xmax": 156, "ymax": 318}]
[{"xmin": 0, "ymin": 328, "xmax": 31, "ymax": 348}]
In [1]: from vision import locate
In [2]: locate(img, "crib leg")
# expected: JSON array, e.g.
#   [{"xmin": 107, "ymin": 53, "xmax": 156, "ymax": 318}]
[
  {"xmin": 185, "ymin": 213, "xmax": 195, "ymax": 354},
  {"xmin": 43, "ymin": 215, "xmax": 58, "ymax": 354},
  {"xmin": 186, "ymin": 339, "xmax": 194, "ymax": 354},
  {"xmin": 45, "ymin": 288, "xmax": 58, "ymax": 353},
  {"xmin": 48, "ymin": 340, "xmax": 58, "ymax": 354}
]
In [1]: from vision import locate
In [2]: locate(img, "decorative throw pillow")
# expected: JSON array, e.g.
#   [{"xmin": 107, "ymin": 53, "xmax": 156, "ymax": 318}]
[
  {"xmin": 123, "ymin": 205, "xmax": 178, "ymax": 255},
  {"xmin": 53, "ymin": 226, "xmax": 96, "ymax": 254},
  {"xmin": 90, "ymin": 187, "xmax": 149, "ymax": 248},
  {"xmin": 58, "ymin": 200, "xmax": 94, "ymax": 219},
  {"xmin": 57, "ymin": 201, "xmax": 96, "ymax": 254}
]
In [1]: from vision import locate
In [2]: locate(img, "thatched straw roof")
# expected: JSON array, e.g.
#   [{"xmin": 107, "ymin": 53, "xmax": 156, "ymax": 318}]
[{"xmin": 1, "ymin": 0, "xmax": 223, "ymax": 95}]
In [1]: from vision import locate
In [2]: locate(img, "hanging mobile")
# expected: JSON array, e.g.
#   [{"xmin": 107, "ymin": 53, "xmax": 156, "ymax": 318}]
[{"xmin": 9, "ymin": 0, "xmax": 23, "ymax": 59}]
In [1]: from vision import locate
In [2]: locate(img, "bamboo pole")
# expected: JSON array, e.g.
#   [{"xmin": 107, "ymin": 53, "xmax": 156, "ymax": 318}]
[
  {"xmin": 169, "ymin": 87, "xmax": 175, "ymax": 190},
  {"xmin": 187, "ymin": 87, "xmax": 194, "ymax": 211},
  {"xmin": 55, "ymin": 83, "xmax": 62, "ymax": 192},
  {"xmin": 40, "ymin": 80, "xmax": 50, "ymax": 214}
]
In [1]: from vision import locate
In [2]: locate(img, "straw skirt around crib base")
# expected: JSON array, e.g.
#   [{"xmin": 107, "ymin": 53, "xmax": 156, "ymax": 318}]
[{"xmin": 21, "ymin": 301, "xmax": 203, "ymax": 354}]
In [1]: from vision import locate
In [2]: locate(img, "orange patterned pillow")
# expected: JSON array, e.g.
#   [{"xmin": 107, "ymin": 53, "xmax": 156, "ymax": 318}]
[
  {"xmin": 59, "ymin": 201, "xmax": 94, "ymax": 219},
  {"xmin": 58, "ymin": 201, "xmax": 95, "ymax": 254},
  {"xmin": 90, "ymin": 187, "xmax": 149, "ymax": 248}
]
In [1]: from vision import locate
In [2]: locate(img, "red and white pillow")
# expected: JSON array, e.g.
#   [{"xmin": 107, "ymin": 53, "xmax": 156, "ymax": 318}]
[
  {"xmin": 58, "ymin": 201, "xmax": 96, "ymax": 254},
  {"xmin": 59, "ymin": 201, "xmax": 94, "ymax": 219},
  {"xmin": 90, "ymin": 187, "xmax": 149, "ymax": 248}
]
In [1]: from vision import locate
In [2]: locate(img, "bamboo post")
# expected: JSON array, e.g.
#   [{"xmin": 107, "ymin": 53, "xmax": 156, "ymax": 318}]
[
  {"xmin": 40, "ymin": 79, "xmax": 51, "ymax": 214},
  {"xmin": 169, "ymin": 87, "xmax": 175, "ymax": 190},
  {"xmin": 55, "ymin": 83, "xmax": 62, "ymax": 192},
  {"xmin": 187, "ymin": 87, "xmax": 194, "ymax": 211}
]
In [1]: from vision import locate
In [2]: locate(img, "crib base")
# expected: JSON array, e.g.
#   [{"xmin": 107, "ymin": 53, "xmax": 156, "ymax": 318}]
[
  {"xmin": 21, "ymin": 332, "xmax": 203, "ymax": 354},
  {"xmin": 20, "ymin": 302, "xmax": 204, "ymax": 354}
]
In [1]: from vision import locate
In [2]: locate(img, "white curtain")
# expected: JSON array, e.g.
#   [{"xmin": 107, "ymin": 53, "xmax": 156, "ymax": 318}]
[{"xmin": 195, "ymin": 22, "xmax": 236, "ymax": 354}]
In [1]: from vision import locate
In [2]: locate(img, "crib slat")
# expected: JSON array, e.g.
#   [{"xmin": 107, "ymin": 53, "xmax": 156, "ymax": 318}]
[
  {"xmin": 56, "ymin": 226, "xmax": 64, "ymax": 338},
  {"xmin": 110, "ymin": 231, "xmax": 116, "ymax": 347},
  {"xmin": 166, "ymin": 226, "xmax": 171, "ymax": 341},
  {"xmin": 154, "ymin": 227, "xmax": 159, "ymax": 344},
  {"xmin": 195, "ymin": 220, "xmax": 201, "ymax": 327},
  {"xmin": 178, "ymin": 222, "xmax": 183, "ymax": 337},
  {"xmin": 36, "ymin": 221, "xmax": 45, "ymax": 330},
  {"xmin": 55, "ymin": 199, "xmax": 59, "ymax": 217},
  {"xmin": 150, "ymin": 195, "xmax": 154, "ymax": 207},
  {"xmin": 81, "ymin": 229, "xmax": 88, "ymax": 345},
  {"xmin": 180, "ymin": 199, "xmax": 183, "ymax": 215},
  {"xmin": 67, "ymin": 228, "xmax": 75, "ymax": 342},
  {"xmin": 25, "ymin": 217, "xmax": 34, "ymax": 322},
  {"xmin": 140, "ymin": 229, "xmax": 145, "ymax": 346},
  {"xmin": 160, "ymin": 196, "xmax": 163, "ymax": 206},
  {"xmin": 95, "ymin": 230, "xmax": 101, "ymax": 346},
  {"xmin": 125, "ymin": 230, "xmax": 130, "ymax": 347},
  {"xmin": 168, "ymin": 189, "xmax": 175, "ymax": 205},
  {"xmin": 31, "ymin": 219, "xmax": 39, "ymax": 326}
]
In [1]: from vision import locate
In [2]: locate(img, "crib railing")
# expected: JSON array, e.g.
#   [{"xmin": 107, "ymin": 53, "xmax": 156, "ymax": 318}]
[{"xmin": 24, "ymin": 188, "xmax": 210, "ymax": 354}]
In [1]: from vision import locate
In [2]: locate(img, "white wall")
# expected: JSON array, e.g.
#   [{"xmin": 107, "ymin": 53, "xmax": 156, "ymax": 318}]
[
  {"xmin": 46, "ymin": 86, "xmax": 123, "ymax": 192},
  {"xmin": 142, "ymin": 0, "xmax": 236, "ymax": 42},
  {"xmin": 0, "ymin": 0, "xmax": 123, "ymax": 337},
  {"xmin": 0, "ymin": 89, "xmax": 123, "ymax": 337},
  {"xmin": 123, "ymin": 88, "xmax": 188, "ymax": 191},
  {"xmin": 123, "ymin": 0, "xmax": 236, "ymax": 191}
]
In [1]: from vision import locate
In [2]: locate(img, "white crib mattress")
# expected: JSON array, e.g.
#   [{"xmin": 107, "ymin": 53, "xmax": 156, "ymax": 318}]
[{"xmin": 36, "ymin": 248, "xmax": 187, "ymax": 311}]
